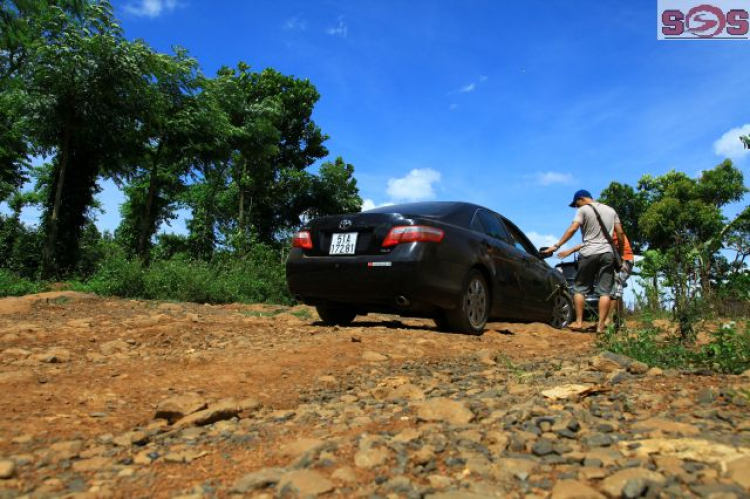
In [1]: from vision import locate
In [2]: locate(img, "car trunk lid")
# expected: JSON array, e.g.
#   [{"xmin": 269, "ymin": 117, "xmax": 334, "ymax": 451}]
[{"xmin": 305, "ymin": 213, "xmax": 407, "ymax": 256}]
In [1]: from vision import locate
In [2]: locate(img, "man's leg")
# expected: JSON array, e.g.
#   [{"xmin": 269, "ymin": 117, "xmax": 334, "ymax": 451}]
[
  {"xmin": 605, "ymin": 299, "xmax": 619, "ymax": 326},
  {"xmin": 572, "ymin": 293, "xmax": 585, "ymax": 329},
  {"xmin": 571, "ymin": 255, "xmax": 594, "ymax": 330},
  {"xmin": 594, "ymin": 253, "xmax": 616, "ymax": 333},
  {"xmin": 597, "ymin": 294, "xmax": 612, "ymax": 332}
]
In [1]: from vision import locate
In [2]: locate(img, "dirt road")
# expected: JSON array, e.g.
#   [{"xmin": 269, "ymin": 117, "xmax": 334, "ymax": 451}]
[{"xmin": 0, "ymin": 292, "xmax": 748, "ymax": 498}]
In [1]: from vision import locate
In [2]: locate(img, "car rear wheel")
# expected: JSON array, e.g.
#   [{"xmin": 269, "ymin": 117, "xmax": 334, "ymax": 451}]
[
  {"xmin": 316, "ymin": 305, "xmax": 356, "ymax": 326},
  {"xmin": 445, "ymin": 270, "xmax": 489, "ymax": 335},
  {"xmin": 549, "ymin": 291, "xmax": 573, "ymax": 329}
]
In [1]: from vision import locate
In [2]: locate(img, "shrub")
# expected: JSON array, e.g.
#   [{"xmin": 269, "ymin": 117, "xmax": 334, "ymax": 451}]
[
  {"xmin": 81, "ymin": 242, "xmax": 292, "ymax": 305},
  {"xmin": 83, "ymin": 249, "xmax": 145, "ymax": 298},
  {"xmin": 0, "ymin": 269, "xmax": 43, "ymax": 297},
  {"xmin": 598, "ymin": 321, "xmax": 750, "ymax": 374}
]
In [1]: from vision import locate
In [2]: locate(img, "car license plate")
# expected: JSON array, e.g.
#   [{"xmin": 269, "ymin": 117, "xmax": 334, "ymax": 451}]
[{"xmin": 329, "ymin": 233, "xmax": 358, "ymax": 255}]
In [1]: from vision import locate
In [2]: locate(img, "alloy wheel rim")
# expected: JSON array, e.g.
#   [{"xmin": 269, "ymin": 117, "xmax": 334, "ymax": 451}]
[
  {"xmin": 466, "ymin": 278, "xmax": 487, "ymax": 328},
  {"xmin": 552, "ymin": 294, "xmax": 571, "ymax": 328}
]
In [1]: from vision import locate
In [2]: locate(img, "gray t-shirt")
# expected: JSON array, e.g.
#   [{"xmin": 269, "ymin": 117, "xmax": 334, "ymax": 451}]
[{"xmin": 573, "ymin": 202, "xmax": 620, "ymax": 257}]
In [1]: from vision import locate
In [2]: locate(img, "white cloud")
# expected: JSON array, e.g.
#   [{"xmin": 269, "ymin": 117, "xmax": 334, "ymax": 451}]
[
  {"xmin": 535, "ymin": 171, "xmax": 574, "ymax": 186},
  {"xmin": 526, "ymin": 231, "xmax": 558, "ymax": 250},
  {"xmin": 450, "ymin": 76, "xmax": 488, "ymax": 95},
  {"xmin": 714, "ymin": 124, "xmax": 750, "ymax": 160},
  {"xmin": 283, "ymin": 16, "xmax": 307, "ymax": 31},
  {"xmin": 125, "ymin": 0, "xmax": 178, "ymax": 18},
  {"xmin": 386, "ymin": 169, "xmax": 442, "ymax": 202},
  {"xmin": 361, "ymin": 199, "xmax": 394, "ymax": 212},
  {"xmin": 326, "ymin": 16, "xmax": 348, "ymax": 38},
  {"xmin": 449, "ymin": 103, "xmax": 459, "ymax": 111}
]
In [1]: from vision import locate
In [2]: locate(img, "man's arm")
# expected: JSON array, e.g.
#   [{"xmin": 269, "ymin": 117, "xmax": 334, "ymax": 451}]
[
  {"xmin": 557, "ymin": 244, "xmax": 582, "ymax": 259},
  {"xmin": 540, "ymin": 221, "xmax": 580, "ymax": 255}
]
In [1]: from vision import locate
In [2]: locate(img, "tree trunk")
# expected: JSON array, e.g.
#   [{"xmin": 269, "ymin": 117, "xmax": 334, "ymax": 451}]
[
  {"xmin": 136, "ymin": 143, "xmax": 163, "ymax": 262},
  {"xmin": 237, "ymin": 160, "xmax": 247, "ymax": 256},
  {"xmin": 42, "ymin": 126, "xmax": 71, "ymax": 279}
]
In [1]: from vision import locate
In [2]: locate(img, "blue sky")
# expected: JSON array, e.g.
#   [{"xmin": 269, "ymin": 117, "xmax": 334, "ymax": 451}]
[{"xmin": 14, "ymin": 0, "xmax": 750, "ymax": 262}]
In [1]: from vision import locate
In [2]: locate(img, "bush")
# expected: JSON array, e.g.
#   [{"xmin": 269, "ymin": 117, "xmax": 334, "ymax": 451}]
[
  {"xmin": 83, "ymin": 249, "xmax": 145, "ymax": 298},
  {"xmin": 598, "ymin": 321, "xmax": 750, "ymax": 374},
  {"xmin": 597, "ymin": 327, "xmax": 693, "ymax": 370},
  {"xmin": 0, "ymin": 269, "xmax": 43, "ymax": 297},
  {"xmin": 81, "ymin": 242, "xmax": 292, "ymax": 305}
]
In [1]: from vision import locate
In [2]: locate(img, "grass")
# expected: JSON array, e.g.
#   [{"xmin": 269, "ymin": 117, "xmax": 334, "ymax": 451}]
[
  {"xmin": 597, "ymin": 320, "xmax": 750, "ymax": 374},
  {"xmin": 290, "ymin": 308, "xmax": 313, "ymax": 320}
]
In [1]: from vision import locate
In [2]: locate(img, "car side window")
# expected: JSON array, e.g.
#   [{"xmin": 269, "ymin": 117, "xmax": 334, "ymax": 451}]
[
  {"xmin": 476, "ymin": 211, "xmax": 511, "ymax": 242},
  {"xmin": 470, "ymin": 212, "xmax": 485, "ymax": 234},
  {"xmin": 504, "ymin": 221, "xmax": 536, "ymax": 255}
]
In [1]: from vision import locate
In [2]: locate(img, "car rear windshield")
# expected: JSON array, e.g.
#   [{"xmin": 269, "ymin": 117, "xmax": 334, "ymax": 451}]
[{"xmin": 364, "ymin": 202, "xmax": 458, "ymax": 218}]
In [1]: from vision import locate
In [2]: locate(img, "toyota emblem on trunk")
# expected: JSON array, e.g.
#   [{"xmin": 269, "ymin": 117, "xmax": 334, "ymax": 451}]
[{"xmin": 339, "ymin": 219, "xmax": 353, "ymax": 230}]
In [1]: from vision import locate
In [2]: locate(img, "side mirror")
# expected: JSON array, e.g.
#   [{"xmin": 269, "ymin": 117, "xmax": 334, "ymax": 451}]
[{"xmin": 538, "ymin": 247, "xmax": 553, "ymax": 259}]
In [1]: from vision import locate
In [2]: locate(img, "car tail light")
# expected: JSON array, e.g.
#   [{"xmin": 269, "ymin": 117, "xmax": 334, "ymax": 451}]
[
  {"xmin": 292, "ymin": 230, "xmax": 313, "ymax": 249},
  {"xmin": 382, "ymin": 226, "xmax": 444, "ymax": 247}
]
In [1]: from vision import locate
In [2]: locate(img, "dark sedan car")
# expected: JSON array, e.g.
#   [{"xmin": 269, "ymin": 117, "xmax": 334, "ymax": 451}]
[{"xmin": 286, "ymin": 201, "xmax": 573, "ymax": 334}]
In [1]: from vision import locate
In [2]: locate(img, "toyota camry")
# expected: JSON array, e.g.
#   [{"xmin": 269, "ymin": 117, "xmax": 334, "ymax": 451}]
[{"xmin": 286, "ymin": 201, "xmax": 572, "ymax": 334}]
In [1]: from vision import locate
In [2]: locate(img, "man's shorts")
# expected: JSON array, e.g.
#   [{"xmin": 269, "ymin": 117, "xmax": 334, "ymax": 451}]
[
  {"xmin": 613, "ymin": 260, "xmax": 634, "ymax": 299},
  {"xmin": 572, "ymin": 252, "xmax": 615, "ymax": 297}
]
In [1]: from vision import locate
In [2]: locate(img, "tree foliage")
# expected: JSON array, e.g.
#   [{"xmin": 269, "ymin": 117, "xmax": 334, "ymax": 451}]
[
  {"xmin": 601, "ymin": 160, "xmax": 748, "ymax": 338},
  {"xmin": 0, "ymin": 0, "xmax": 361, "ymax": 286}
]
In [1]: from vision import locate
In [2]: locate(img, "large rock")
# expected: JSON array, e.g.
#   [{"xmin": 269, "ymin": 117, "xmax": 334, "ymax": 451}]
[
  {"xmin": 362, "ymin": 351, "xmax": 388, "ymax": 362},
  {"xmin": 591, "ymin": 352, "xmax": 632, "ymax": 372},
  {"xmin": 354, "ymin": 447, "xmax": 389, "ymax": 469},
  {"xmin": 491, "ymin": 458, "xmax": 537, "ymax": 481},
  {"xmin": 622, "ymin": 438, "xmax": 750, "ymax": 471},
  {"xmin": 632, "ymin": 418, "xmax": 700, "ymax": 436},
  {"xmin": 231, "ymin": 468, "xmax": 285, "ymax": 493},
  {"xmin": 726, "ymin": 456, "xmax": 750, "ymax": 490},
  {"xmin": 0, "ymin": 460, "xmax": 16, "ymax": 479},
  {"xmin": 600, "ymin": 468, "xmax": 666, "ymax": 498},
  {"xmin": 155, "ymin": 394, "xmax": 208, "ymax": 424},
  {"xmin": 33, "ymin": 348, "xmax": 71, "ymax": 364},
  {"xmin": 415, "ymin": 398, "xmax": 474, "ymax": 425},
  {"xmin": 277, "ymin": 470, "xmax": 334, "ymax": 497},
  {"xmin": 173, "ymin": 400, "xmax": 239, "ymax": 428},
  {"xmin": 279, "ymin": 438, "xmax": 327, "ymax": 459},
  {"xmin": 71, "ymin": 456, "xmax": 114, "ymax": 472},
  {"xmin": 100, "ymin": 340, "xmax": 130, "ymax": 356},
  {"xmin": 551, "ymin": 480, "xmax": 605, "ymax": 499},
  {"xmin": 541, "ymin": 384, "xmax": 595, "ymax": 400}
]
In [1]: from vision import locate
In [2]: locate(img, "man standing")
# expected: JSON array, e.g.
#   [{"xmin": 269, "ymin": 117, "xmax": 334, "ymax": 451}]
[
  {"xmin": 556, "ymin": 230, "xmax": 635, "ymax": 327},
  {"xmin": 542, "ymin": 190, "xmax": 625, "ymax": 333}
]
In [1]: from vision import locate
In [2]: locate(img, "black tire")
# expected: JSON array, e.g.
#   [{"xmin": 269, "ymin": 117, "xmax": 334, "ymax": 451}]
[
  {"xmin": 549, "ymin": 291, "xmax": 573, "ymax": 329},
  {"xmin": 444, "ymin": 269, "xmax": 489, "ymax": 335},
  {"xmin": 315, "ymin": 305, "xmax": 356, "ymax": 326}
]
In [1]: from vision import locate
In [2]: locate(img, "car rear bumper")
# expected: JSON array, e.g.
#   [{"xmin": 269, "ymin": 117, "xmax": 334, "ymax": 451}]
[{"xmin": 286, "ymin": 246, "xmax": 462, "ymax": 312}]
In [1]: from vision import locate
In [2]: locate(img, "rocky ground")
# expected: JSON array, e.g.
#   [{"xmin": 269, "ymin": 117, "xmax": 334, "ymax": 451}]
[{"xmin": 0, "ymin": 292, "xmax": 748, "ymax": 499}]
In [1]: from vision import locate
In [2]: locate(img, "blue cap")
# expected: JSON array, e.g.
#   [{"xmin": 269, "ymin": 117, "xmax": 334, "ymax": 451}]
[{"xmin": 569, "ymin": 189, "xmax": 592, "ymax": 208}]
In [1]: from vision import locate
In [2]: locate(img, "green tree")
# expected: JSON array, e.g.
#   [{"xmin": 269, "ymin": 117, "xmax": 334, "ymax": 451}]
[
  {"xmin": 599, "ymin": 182, "xmax": 649, "ymax": 253},
  {"xmin": 20, "ymin": 1, "xmax": 156, "ymax": 277},
  {"xmin": 115, "ymin": 49, "xmax": 231, "ymax": 261},
  {"xmin": 306, "ymin": 157, "xmax": 362, "ymax": 218}
]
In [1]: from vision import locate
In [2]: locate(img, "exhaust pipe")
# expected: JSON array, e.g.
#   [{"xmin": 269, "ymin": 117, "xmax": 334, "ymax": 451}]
[{"xmin": 395, "ymin": 295, "xmax": 410, "ymax": 307}]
